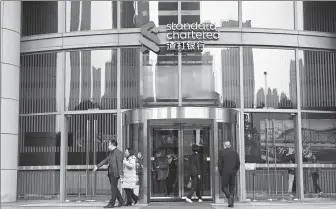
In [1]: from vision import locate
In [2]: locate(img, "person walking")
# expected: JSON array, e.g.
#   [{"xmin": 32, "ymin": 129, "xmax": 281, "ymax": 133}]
[
  {"xmin": 310, "ymin": 155, "xmax": 322, "ymax": 197},
  {"xmin": 185, "ymin": 144, "xmax": 203, "ymax": 203},
  {"xmin": 218, "ymin": 141, "xmax": 240, "ymax": 208},
  {"xmin": 93, "ymin": 140, "xmax": 125, "ymax": 208},
  {"xmin": 122, "ymin": 148, "xmax": 140, "ymax": 206}
]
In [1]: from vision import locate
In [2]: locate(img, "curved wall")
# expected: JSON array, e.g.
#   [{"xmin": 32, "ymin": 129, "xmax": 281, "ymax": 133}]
[
  {"xmin": 16, "ymin": 0, "xmax": 336, "ymax": 202},
  {"xmin": 1, "ymin": 1, "xmax": 21, "ymax": 203}
]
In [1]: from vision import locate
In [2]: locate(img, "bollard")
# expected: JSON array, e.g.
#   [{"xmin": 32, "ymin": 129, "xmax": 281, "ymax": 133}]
[
  {"xmin": 77, "ymin": 174, "xmax": 82, "ymax": 202},
  {"xmin": 281, "ymin": 174, "xmax": 285, "ymax": 201},
  {"xmin": 252, "ymin": 172, "xmax": 256, "ymax": 201}
]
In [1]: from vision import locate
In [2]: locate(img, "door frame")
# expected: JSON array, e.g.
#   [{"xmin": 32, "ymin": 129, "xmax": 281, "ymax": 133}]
[{"xmin": 148, "ymin": 120, "xmax": 214, "ymax": 201}]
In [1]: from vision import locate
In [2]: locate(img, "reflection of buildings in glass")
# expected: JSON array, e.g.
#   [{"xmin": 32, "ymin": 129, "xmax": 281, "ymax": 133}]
[
  {"xmin": 68, "ymin": 51, "xmax": 92, "ymax": 110},
  {"xmin": 221, "ymin": 48, "xmax": 240, "ymax": 107},
  {"xmin": 256, "ymin": 88, "xmax": 265, "ymax": 108},
  {"xmin": 120, "ymin": 48, "xmax": 140, "ymax": 108},
  {"xmin": 301, "ymin": 2, "xmax": 336, "ymax": 33},
  {"xmin": 299, "ymin": 51, "xmax": 336, "ymax": 110},
  {"xmin": 266, "ymin": 88, "xmax": 279, "ymax": 108},
  {"xmin": 132, "ymin": 1, "xmax": 149, "ymax": 27},
  {"xmin": 101, "ymin": 53, "xmax": 117, "ymax": 109},
  {"xmin": 69, "ymin": 1, "xmax": 117, "ymax": 31},
  {"xmin": 92, "ymin": 67, "xmax": 101, "ymax": 104},
  {"xmin": 289, "ymin": 60, "xmax": 297, "ymax": 104},
  {"xmin": 243, "ymin": 47, "xmax": 255, "ymax": 107}
]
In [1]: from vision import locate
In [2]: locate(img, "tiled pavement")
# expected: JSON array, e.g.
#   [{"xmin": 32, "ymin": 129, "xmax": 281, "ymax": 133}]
[{"xmin": 2, "ymin": 201, "xmax": 336, "ymax": 209}]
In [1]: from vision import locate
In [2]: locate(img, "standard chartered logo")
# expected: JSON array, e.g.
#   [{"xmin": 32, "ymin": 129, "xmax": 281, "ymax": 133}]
[{"xmin": 139, "ymin": 21, "xmax": 160, "ymax": 53}]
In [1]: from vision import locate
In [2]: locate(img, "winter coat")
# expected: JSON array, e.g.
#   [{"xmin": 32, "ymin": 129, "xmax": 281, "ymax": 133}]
[{"xmin": 121, "ymin": 155, "xmax": 137, "ymax": 189}]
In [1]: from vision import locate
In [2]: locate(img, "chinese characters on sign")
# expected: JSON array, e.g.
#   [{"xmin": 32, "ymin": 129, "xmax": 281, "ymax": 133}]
[{"xmin": 166, "ymin": 22, "xmax": 219, "ymax": 52}]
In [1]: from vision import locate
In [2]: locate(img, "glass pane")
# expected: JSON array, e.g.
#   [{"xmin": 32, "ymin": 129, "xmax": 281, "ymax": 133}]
[
  {"xmin": 303, "ymin": 167, "xmax": 336, "ymax": 198},
  {"xmin": 218, "ymin": 123, "xmax": 238, "ymax": 199},
  {"xmin": 297, "ymin": 1, "xmax": 336, "ymax": 33},
  {"xmin": 65, "ymin": 49, "xmax": 118, "ymax": 111},
  {"xmin": 66, "ymin": 114, "xmax": 116, "ymax": 201},
  {"xmin": 182, "ymin": 48, "xmax": 240, "ymax": 107},
  {"xmin": 17, "ymin": 115, "xmax": 60, "ymax": 200},
  {"xmin": 301, "ymin": 113, "xmax": 336, "ymax": 164},
  {"xmin": 126, "ymin": 124, "xmax": 144, "ymax": 200},
  {"xmin": 299, "ymin": 50, "xmax": 336, "ymax": 111},
  {"xmin": 181, "ymin": 1, "xmax": 238, "ymax": 27},
  {"xmin": 121, "ymin": 1, "xmax": 178, "ymax": 28},
  {"xmin": 243, "ymin": 48, "xmax": 296, "ymax": 109},
  {"xmin": 66, "ymin": 1, "xmax": 117, "ymax": 32},
  {"xmin": 20, "ymin": 53, "xmax": 58, "ymax": 114},
  {"xmin": 183, "ymin": 129, "xmax": 211, "ymax": 198},
  {"xmin": 143, "ymin": 47, "xmax": 178, "ymax": 106},
  {"xmin": 242, "ymin": 1, "xmax": 294, "ymax": 30},
  {"xmin": 121, "ymin": 48, "xmax": 141, "ymax": 109},
  {"xmin": 151, "ymin": 129, "xmax": 179, "ymax": 197},
  {"xmin": 244, "ymin": 113, "xmax": 299, "ymax": 200},
  {"xmin": 301, "ymin": 113, "xmax": 336, "ymax": 199},
  {"xmin": 244, "ymin": 113, "xmax": 297, "ymax": 164},
  {"xmin": 22, "ymin": 1, "xmax": 58, "ymax": 36}
]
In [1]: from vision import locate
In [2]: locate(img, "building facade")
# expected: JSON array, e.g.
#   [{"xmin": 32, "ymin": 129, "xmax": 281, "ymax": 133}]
[{"xmin": 1, "ymin": 0, "xmax": 336, "ymax": 203}]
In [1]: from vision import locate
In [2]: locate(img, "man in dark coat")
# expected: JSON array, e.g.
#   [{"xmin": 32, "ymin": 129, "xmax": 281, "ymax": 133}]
[
  {"xmin": 218, "ymin": 141, "xmax": 240, "ymax": 207},
  {"xmin": 185, "ymin": 144, "xmax": 202, "ymax": 203},
  {"xmin": 94, "ymin": 140, "xmax": 125, "ymax": 208}
]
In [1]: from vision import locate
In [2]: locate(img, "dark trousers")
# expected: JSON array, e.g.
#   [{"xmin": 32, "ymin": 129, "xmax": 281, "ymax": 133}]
[
  {"xmin": 166, "ymin": 175, "xmax": 176, "ymax": 195},
  {"xmin": 221, "ymin": 172, "xmax": 236, "ymax": 199},
  {"xmin": 108, "ymin": 175, "xmax": 124, "ymax": 205},
  {"xmin": 187, "ymin": 176, "xmax": 202, "ymax": 199},
  {"xmin": 124, "ymin": 188, "xmax": 138, "ymax": 203},
  {"xmin": 312, "ymin": 173, "xmax": 321, "ymax": 194}
]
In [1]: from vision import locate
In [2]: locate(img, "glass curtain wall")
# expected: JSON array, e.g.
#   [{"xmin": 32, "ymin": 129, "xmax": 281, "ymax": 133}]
[{"xmin": 18, "ymin": 0, "xmax": 336, "ymax": 202}]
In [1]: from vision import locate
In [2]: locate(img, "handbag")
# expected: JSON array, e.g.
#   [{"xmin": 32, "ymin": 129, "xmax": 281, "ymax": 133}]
[{"xmin": 186, "ymin": 177, "xmax": 192, "ymax": 189}]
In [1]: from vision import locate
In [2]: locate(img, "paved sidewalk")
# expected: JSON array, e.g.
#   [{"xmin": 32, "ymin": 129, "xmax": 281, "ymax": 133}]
[{"xmin": 2, "ymin": 201, "xmax": 336, "ymax": 209}]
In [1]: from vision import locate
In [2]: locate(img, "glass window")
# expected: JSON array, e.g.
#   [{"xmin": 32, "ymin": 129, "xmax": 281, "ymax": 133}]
[
  {"xmin": 142, "ymin": 47, "xmax": 178, "ymax": 106},
  {"xmin": 65, "ymin": 49, "xmax": 117, "ymax": 111},
  {"xmin": 242, "ymin": 1, "xmax": 294, "ymax": 30},
  {"xmin": 66, "ymin": 1, "xmax": 117, "ymax": 32},
  {"xmin": 121, "ymin": 48, "xmax": 141, "ymax": 109},
  {"xmin": 19, "ymin": 115, "xmax": 61, "ymax": 166},
  {"xmin": 299, "ymin": 50, "xmax": 336, "ymax": 111},
  {"xmin": 244, "ymin": 113, "xmax": 297, "ymax": 164},
  {"xmin": 301, "ymin": 113, "xmax": 336, "ymax": 164},
  {"xmin": 20, "ymin": 53, "xmax": 58, "ymax": 114},
  {"xmin": 22, "ymin": 1, "xmax": 58, "ymax": 36},
  {"xmin": 298, "ymin": 1, "xmax": 336, "ymax": 33},
  {"xmin": 243, "ymin": 48, "xmax": 296, "ymax": 109},
  {"xmin": 181, "ymin": 1, "xmax": 238, "ymax": 27},
  {"xmin": 66, "ymin": 114, "xmax": 116, "ymax": 165},
  {"xmin": 182, "ymin": 48, "xmax": 240, "ymax": 107},
  {"xmin": 121, "ymin": 1, "xmax": 178, "ymax": 28}
]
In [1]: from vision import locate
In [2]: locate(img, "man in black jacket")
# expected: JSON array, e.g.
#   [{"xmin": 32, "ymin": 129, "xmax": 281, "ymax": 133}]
[
  {"xmin": 218, "ymin": 141, "xmax": 240, "ymax": 207},
  {"xmin": 186, "ymin": 144, "xmax": 202, "ymax": 203},
  {"xmin": 94, "ymin": 140, "xmax": 125, "ymax": 208}
]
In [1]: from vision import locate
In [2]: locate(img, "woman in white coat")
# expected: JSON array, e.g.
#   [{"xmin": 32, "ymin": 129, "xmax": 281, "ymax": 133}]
[{"xmin": 122, "ymin": 148, "xmax": 139, "ymax": 206}]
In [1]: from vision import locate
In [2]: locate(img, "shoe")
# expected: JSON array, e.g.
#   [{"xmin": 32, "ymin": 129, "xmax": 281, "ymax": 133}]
[
  {"xmin": 117, "ymin": 202, "xmax": 124, "ymax": 207},
  {"xmin": 198, "ymin": 199, "xmax": 203, "ymax": 203},
  {"xmin": 125, "ymin": 202, "xmax": 132, "ymax": 206},
  {"xmin": 134, "ymin": 197, "xmax": 139, "ymax": 205},
  {"xmin": 104, "ymin": 204, "xmax": 115, "ymax": 208},
  {"xmin": 185, "ymin": 197, "xmax": 193, "ymax": 203},
  {"xmin": 228, "ymin": 195, "xmax": 234, "ymax": 207}
]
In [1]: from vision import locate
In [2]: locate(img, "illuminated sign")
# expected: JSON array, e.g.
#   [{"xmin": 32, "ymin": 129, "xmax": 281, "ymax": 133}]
[{"xmin": 166, "ymin": 22, "xmax": 219, "ymax": 52}]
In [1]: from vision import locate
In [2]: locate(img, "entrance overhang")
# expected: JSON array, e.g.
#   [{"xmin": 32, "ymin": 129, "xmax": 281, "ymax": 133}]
[{"xmin": 123, "ymin": 107, "xmax": 239, "ymax": 125}]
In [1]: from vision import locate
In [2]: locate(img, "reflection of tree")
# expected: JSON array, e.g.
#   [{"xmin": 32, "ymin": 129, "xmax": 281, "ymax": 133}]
[{"xmin": 244, "ymin": 114, "xmax": 261, "ymax": 163}]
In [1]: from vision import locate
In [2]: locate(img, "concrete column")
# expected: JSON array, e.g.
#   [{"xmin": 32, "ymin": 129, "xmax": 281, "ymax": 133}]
[{"xmin": 0, "ymin": 1, "xmax": 21, "ymax": 203}]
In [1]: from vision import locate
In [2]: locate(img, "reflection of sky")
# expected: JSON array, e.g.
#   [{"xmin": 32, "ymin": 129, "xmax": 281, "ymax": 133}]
[
  {"xmin": 242, "ymin": 1, "xmax": 294, "ymax": 29},
  {"xmin": 253, "ymin": 49, "xmax": 294, "ymax": 97},
  {"xmin": 200, "ymin": 1, "xmax": 238, "ymax": 24}
]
